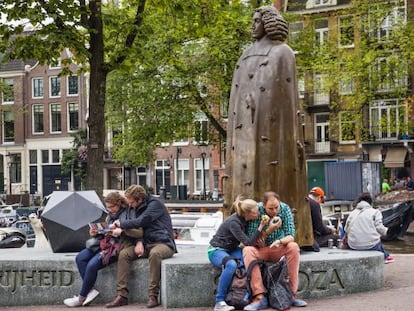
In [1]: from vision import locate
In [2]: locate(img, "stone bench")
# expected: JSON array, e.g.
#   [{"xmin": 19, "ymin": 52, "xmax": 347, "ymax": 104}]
[{"xmin": 0, "ymin": 245, "xmax": 383, "ymax": 308}]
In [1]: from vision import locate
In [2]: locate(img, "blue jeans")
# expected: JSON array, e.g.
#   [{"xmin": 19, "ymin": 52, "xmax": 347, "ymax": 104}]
[
  {"xmin": 76, "ymin": 248, "xmax": 107, "ymax": 298},
  {"xmin": 209, "ymin": 247, "xmax": 243, "ymax": 303},
  {"xmin": 370, "ymin": 241, "xmax": 389, "ymax": 259}
]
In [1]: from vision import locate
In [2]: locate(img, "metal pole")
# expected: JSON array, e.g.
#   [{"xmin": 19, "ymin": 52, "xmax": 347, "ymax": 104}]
[{"xmin": 201, "ymin": 152, "xmax": 206, "ymax": 200}]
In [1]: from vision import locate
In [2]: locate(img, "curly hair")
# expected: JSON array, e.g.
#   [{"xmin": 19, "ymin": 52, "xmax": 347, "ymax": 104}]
[
  {"xmin": 104, "ymin": 191, "xmax": 127, "ymax": 207},
  {"xmin": 255, "ymin": 6, "xmax": 288, "ymax": 41}
]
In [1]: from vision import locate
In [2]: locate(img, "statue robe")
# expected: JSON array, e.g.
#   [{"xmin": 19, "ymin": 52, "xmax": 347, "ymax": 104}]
[{"xmin": 224, "ymin": 36, "xmax": 312, "ymax": 246}]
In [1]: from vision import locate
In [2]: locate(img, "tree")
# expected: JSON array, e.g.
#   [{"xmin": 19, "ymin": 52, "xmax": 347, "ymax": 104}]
[
  {"xmin": 105, "ymin": 1, "xmax": 255, "ymax": 165},
  {"xmin": 0, "ymin": 0, "xmax": 152, "ymax": 196}
]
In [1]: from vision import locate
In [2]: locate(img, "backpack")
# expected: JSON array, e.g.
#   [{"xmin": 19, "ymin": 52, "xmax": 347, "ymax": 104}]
[
  {"xmin": 223, "ymin": 257, "xmax": 261, "ymax": 310},
  {"xmin": 261, "ymin": 256, "xmax": 293, "ymax": 311}
]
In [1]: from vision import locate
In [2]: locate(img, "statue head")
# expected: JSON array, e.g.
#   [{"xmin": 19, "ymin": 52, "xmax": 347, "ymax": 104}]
[{"xmin": 252, "ymin": 6, "xmax": 288, "ymax": 42}]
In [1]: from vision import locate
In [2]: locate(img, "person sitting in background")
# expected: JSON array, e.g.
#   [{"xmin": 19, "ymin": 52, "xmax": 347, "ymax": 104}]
[
  {"xmin": 63, "ymin": 192, "xmax": 143, "ymax": 307},
  {"xmin": 382, "ymin": 178, "xmax": 391, "ymax": 193},
  {"xmin": 308, "ymin": 187, "xmax": 340, "ymax": 250},
  {"xmin": 406, "ymin": 176, "xmax": 414, "ymax": 191},
  {"xmin": 208, "ymin": 196, "xmax": 266, "ymax": 311},
  {"xmin": 345, "ymin": 192, "xmax": 394, "ymax": 264}
]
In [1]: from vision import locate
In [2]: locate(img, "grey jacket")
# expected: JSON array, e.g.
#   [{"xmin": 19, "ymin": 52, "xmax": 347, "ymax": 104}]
[{"xmin": 345, "ymin": 200, "xmax": 388, "ymax": 250}]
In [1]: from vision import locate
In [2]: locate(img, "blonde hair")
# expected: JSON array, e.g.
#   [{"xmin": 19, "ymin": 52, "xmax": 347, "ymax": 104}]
[
  {"xmin": 124, "ymin": 184, "xmax": 147, "ymax": 202},
  {"xmin": 232, "ymin": 196, "xmax": 258, "ymax": 217},
  {"xmin": 104, "ymin": 191, "xmax": 127, "ymax": 207}
]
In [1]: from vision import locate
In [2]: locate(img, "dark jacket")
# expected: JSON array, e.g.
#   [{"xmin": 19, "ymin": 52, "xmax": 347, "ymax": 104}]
[
  {"xmin": 309, "ymin": 197, "xmax": 331, "ymax": 236},
  {"xmin": 118, "ymin": 205, "xmax": 143, "ymax": 249},
  {"xmin": 209, "ymin": 213, "xmax": 261, "ymax": 250},
  {"xmin": 120, "ymin": 195, "xmax": 176, "ymax": 252}
]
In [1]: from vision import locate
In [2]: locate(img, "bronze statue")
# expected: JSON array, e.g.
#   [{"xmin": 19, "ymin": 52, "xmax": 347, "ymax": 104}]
[{"xmin": 224, "ymin": 5, "xmax": 312, "ymax": 246}]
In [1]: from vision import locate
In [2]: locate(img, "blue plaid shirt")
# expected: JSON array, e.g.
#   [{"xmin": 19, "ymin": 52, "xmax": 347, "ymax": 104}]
[{"xmin": 246, "ymin": 201, "xmax": 295, "ymax": 246}]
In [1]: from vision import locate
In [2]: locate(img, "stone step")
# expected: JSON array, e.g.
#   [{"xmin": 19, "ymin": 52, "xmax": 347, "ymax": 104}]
[{"xmin": 0, "ymin": 245, "xmax": 383, "ymax": 308}]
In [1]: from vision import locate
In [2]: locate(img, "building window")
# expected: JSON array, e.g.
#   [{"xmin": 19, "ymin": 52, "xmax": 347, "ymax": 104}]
[
  {"xmin": 33, "ymin": 104, "xmax": 44, "ymax": 134},
  {"xmin": 41, "ymin": 150, "xmax": 49, "ymax": 163},
  {"xmin": 314, "ymin": 113, "xmax": 330, "ymax": 153},
  {"xmin": 68, "ymin": 103, "xmax": 79, "ymax": 131},
  {"xmin": 194, "ymin": 158, "xmax": 209, "ymax": 194},
  {"xmin": 155, "ymin": 160, "xmax": 170, "ymax": 195},
  {"xmin": 306, "ymin": 0, "xmax": 337, "ymax": 9},
  {"xmin": 50, "ymin": 103, "xmax": 62, "ymax": 133},
  {"xmin": 3, "ymin": 111, "xmax": 14, "ymax": 143},
  {"xmin": 289, "ymin": 22, "xmax": 303, "ymax": 48},
  {"xmin": 315, "ymin": 19, "xmax": 328, "ymax": 46},
  {"xmin": 49, "ymin": 58, "xmax": 61, "ymax": 69},
  {"xmin": 339, "ymin": 111, "xmax": 356, "ymax": 143},
  {"xmin": 338, "ymin": 16, "xmax": 354, "ymax": 47},
  {"xmin": 68, "ymin": 75, "xmax": 79, "ymax": 96},
  {"xmin": 32, "ymin": 78, "xmax": 44, "ymax": 98},
  {"xmin": 29, "ymin": 150, "xmax": 37, "ymax": 164},
  {"xmin": 9, "ymin": 153, "xmax": 21, "ymax": 183},
  {"xmin": 372, "ymin": 55, "xmax": 407, "ymax": 92},
  {"xmin": 370, "ymin": 5, "xmax": 405, "ymax": 42},
  {"xmin": 52, "ymin": 149, "xmax": 60, "ymax": 163},
  {"xmin": 137, "ymin": 166, "xmax": 147, "ymax": 186},
  {"xmin": 50, "ymin": 76, "xmax": 61, "ymax": 97},
  {"xmin": 338, "ymin": 64, "xmax": 354, "ymax": 95},
  {"xmin": 313, "ymin": 74, "xmax": 329, "ymax": 105},
  {"xmin": 1, "ymin": 78, "xmax": 14, "ymax": 104},
  {"xmin": 370, "ymin": 99, "xmax": 407, "ymax": 140},
  {"xmin": 176, "ymin": 159, "xmax": 189, "ymax": 186}
]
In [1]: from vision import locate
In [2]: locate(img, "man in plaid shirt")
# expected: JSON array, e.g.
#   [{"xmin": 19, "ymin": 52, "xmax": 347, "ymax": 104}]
[{"xmin": 243, "ymin": 192, "xmax": 306, "ymax": 310}]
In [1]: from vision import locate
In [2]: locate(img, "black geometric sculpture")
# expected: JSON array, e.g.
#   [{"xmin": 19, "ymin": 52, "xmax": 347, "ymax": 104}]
[{"xmin": 41, "ymin": 191, "xmax": 107, "ymax": 253}]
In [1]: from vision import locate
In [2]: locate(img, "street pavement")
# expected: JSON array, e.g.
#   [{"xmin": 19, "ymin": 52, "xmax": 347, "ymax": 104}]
[{"xmin": 4, "ymin": 253, "xmax": 413, "ymax": 311}]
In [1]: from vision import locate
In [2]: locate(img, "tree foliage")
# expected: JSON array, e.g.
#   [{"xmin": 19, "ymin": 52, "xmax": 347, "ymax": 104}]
[
  {"xmin": 284, "ymin": 0, "xmax": 414, "ymax": 142},
  {"xmin": 105, "ymin": 1, "xmax": 259, "ymax": 165}
]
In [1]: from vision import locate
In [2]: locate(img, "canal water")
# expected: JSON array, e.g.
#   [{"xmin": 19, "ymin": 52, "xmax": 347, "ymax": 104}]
[{"xmin": 383, "ymin": 233, "xmax": 414, "ymax": 254}]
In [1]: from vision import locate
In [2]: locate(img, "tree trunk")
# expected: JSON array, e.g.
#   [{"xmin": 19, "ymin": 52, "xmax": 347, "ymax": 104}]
[{"xmin": 86, "ymin": 0, "xmax": 106, "ymax": 197}]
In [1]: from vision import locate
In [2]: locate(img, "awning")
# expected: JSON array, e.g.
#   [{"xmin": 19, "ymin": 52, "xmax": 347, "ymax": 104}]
[
  {"xmin": 368, "ymin": 146, "xmax": 382, "ymax": 162},
  {"xmin": 384, "ymin": 148, "xmax": 407, "ymax": 168}
]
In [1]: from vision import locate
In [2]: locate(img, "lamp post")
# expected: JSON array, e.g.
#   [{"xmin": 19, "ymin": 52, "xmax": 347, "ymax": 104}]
[
  {"xmin": 200, "ymin": 147, "xmax": 206, "ymax": 200},
  {"xmin": 176, "ymin": 147, "xmax": 181, "ymax": 185},
  {"xmin": 6, "ymin": 153, "xmax": 12, "ymax": 195}
]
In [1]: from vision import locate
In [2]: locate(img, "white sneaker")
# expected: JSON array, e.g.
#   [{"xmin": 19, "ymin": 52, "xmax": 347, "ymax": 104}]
[
  {"xmin": 214, "ymin": 301, "xmax": 235, "ymax": 311},
  {"xmin": 83, "ymin": 289, "xmax": 100, "ymax": 306},
  {"xmin": 63, "ymin": 296, "xmax": 82, "ymax": 307}
]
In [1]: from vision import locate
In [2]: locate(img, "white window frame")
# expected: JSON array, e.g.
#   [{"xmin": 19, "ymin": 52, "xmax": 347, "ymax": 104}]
[
  {"xmin": 176, "ymin": 159, "xmax": 189, "ymax": 187},
  {"xmin": 49, "ymin": 76, "xmax": 61, "ymax": 98},
  {"xmin": 338, "ymin": 15, "xmax": 355, "ymax": 48},
  {"xmin": 373, "ymin": 54, "xmax": 407, "ymax": 93},
  {"xmin": 49, "ymin": 58, "xmax": 61, "ymax": 69},
  {"xmin": 2, "ymin": 78, "xmax": 14, "ymax": 104},
  {"xmin": 32, "ymin": 104, "xmax": 44, "ymax": 134},
  {"xmin": 67, "ymin": 102, "xmax": 79, "ymax": 132},
  {"xmin": 32, "ymin": 77, "xmax": 44, "ymax": 99},
  {"xmin": 50, "ymin": 103, "xmax": 62, "ymax": 133},
  {"xmin": 315, "ymin": 19, "xmax": 328, "ymax": 46},
  {"xmin": 369, "ymin": 98, "xmax": 407, "ymax": 140},
  {"xmin": 67, "ymin": 75, "xmax": 79, "ymax": 96},
  {"xmin": 3, "ymin": 110, "xmax": 14, "ymax": 144},
  {"xmin": 369, "ymin": 4, "xmax": 406, "ymax": 42},
  {"xmin": 313, "ymin": 74, "xmax": 329, "ymax": 105}
]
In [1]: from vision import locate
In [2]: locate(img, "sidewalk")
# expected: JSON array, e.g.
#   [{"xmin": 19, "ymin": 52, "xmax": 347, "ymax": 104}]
[{"xmin": 4, "ymin": 254, "xmax": 412, "ymax": 311}]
